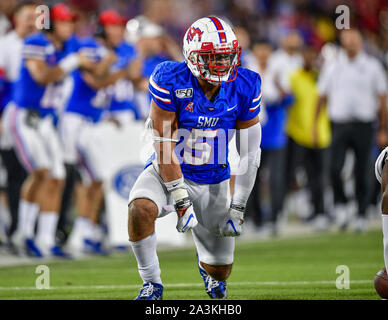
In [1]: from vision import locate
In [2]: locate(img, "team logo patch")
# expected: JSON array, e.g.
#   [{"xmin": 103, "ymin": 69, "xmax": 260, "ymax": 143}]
[
  {"xmin": 112, "ymin": 165, "xmax": 144, "ymax": 200},
  {"xmin": 186, "ymin": 27, "xmax": 203, "ymax": 43},
  {"xmin": 175, "ymin": 88, "xmax": 193, "ymax": 99}
]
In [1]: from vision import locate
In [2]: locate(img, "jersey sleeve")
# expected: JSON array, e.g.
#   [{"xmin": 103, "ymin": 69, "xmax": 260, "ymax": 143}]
[
  {"xmin": 22, "ymin": 35, "xmax": 48, "ymax": 61},
  {"xmin": 148, "ymin": 62, "xmax": 176, "ymax": 112},
  {"xmin": 238, "ymin": 72, "xmax": 262, "ymax": 121}
]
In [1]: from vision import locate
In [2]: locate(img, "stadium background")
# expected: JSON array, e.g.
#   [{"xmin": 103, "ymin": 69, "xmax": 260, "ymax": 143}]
[{"xmin": 0, "ymin": 0, "xmax": 387, "ymax": 300}]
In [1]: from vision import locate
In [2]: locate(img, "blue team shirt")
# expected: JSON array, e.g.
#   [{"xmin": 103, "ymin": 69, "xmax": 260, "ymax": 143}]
[
  {"xmin": 147, "ymin": 61, "xmax": 262, "ymax": 184},
  {"xmin": 13, "ymin": 33, "xmax": 56, "ymax": 116},
  {"xmin": 109, "ymin": 42, "xmax": 139, "ymax": 117},
  {"xmin": 65, "ymin": 37, "xmax": 109, "ymax": 123},
  {"xmin": 13, "ymin": 32, "xmax": 74, "ymax": 121},
  {"xmin": 260, "ymin": 94, "xmax": 293, "ymax": 150}
]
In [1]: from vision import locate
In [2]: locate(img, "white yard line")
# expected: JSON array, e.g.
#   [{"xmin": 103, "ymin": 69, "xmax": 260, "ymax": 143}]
[{"xmin": 0, "ymin": 280, "xmax": 372, "ymax": 291}]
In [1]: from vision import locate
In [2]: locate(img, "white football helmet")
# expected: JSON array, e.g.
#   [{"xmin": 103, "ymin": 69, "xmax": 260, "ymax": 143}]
[{"xmin": 183, "ymin": 16, "xmax": 241, "ymax": 85}]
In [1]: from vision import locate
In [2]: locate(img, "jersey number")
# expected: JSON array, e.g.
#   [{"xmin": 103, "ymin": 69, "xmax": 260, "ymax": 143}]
[{"xmin": 183, "ymin": 129, "xmax": 218, "ymax": 166}]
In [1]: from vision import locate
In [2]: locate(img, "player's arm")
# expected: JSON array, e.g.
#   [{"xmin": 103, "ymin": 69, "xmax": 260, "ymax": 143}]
[
  {"xmin": 149, "ymin": 100, "xmax": 198, "ymax": 232},
  {"xmin": 87, "ymin": 50, "xmax": 117, "ymax": 78},
  {"xmin": 25, "ymin": 54, "xmax": 93, "ymax": 86},
  {"xmin": 81, "ymin": 68, "xmax": 127, "ymax": 90},
  {"xmin": 149, "ymin": 100, "xmax": 181, "ymax": 181},
  {"xmin": 219, "ymin": 115, "xmax": 262, "ymax": 237},
  {"xmin": 375, "ymin": 148, "xmax": 388, "ymax": 272}
]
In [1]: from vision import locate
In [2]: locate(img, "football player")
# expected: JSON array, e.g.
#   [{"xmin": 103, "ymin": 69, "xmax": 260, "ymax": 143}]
[
  {"xmin": 96, "ymin": 10, "xmax": 139, "ymax": 125},
  {"xmin": 0, "ymin": 1, "xmax": 36, "ymax": 242},
  {"xmin": 128, "ymin": 17, "xmax": 262, "ymax": 300},
  {"xmin": 375, "ymin": 147, "xmax": 388, "ymax": 274},
  {"xmin": 61, "ymin": 12, "xmax": 132, "ymax": 255},
  {"xmin": 8, "ymin": 3, "xmax": 92, "ymax": 257}
]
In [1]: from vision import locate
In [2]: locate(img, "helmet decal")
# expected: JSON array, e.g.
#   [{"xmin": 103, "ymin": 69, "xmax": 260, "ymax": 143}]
[
  {"xmin": 183, "ymin": 16, "xmax": 241, "ymax": 85},
  {"xmin": 186, "ymin": 27, "xmax": 204, "ymax": 44},
  {"xmin": 208, "ymin": 16, "xmax": 227, "ymax": 44}
]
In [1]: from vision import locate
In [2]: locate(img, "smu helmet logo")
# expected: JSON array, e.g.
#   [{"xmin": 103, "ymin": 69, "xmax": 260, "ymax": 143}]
[{"xmin": 186, "ymin": 27, "xmax": 203, "ymax": 43}]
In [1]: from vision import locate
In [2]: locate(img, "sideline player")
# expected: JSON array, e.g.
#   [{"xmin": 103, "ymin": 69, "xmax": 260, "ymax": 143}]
[
  {"xmin": 8, "ymin": 3, "xmax": 92, "ymax": 257},
  {"xmin": 375, "ymin": 147, "xmax": 388, "ymax": 274},
  {"xmin": 96, "ymin": 10, "xmax": 139, "ymax": 125},
  {"xmin": 128, "ymin": 17, "xmax": 262, "ymax": 300},
  {"xmin": 62, "ymin": 12, "xmax": 132, "ymax": 255},
  {"xmin": 0, "ymin": 1, "xmax": 36, "ymax": 241}
]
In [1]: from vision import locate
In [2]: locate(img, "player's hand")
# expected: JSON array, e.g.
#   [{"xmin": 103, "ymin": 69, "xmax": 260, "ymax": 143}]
[
  {"xmin": 219, "ymin": 204, "xmax": 244, "ymax": 237},
  {"xmin": 175, "ymin": 196, "xmax": 198, "ymax": 233},
  {"xmin": 78, "ymin": 54, "xmax": 95, "ymax": 71}
]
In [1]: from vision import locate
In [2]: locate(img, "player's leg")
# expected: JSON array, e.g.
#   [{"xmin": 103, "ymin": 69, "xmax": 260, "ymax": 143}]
[
  {"xmin": 35, "ymin": 177, "xmax": 66, "ymax": 255},
  {"xmin": 188, "ymin": 179, "xmax": 234, "ymax": 298},
  {"xmin": 0, "ymin": 103, "xmax": 28, "ymax": 239},
  {"xmin": 8, "ymin": 107, "xmax": 50, "ymax": 255},
  {"xmin": 34, "ymin": 116, "xmax": 69, "ymax": 257},
  {"xmin": 128, "ymin": 165, "xmax": 169, "ymax": 300},
  {"xmin": 57, "ymin": 113, "xmax": 84, "ymax": 243},
  {"xmin": 65, "ymin": 122, "xmax": 106, "ymax": 255}
]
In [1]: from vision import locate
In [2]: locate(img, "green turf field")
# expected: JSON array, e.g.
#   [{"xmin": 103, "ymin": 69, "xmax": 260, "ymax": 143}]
[{"xmin": 0, "ymin": 230, "xmax": 384, "ymax": 300}]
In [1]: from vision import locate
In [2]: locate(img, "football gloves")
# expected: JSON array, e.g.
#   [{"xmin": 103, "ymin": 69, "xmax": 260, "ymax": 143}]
[
  {"xmin": 175, "ymin": 195, "xmax": 198, "ymax": 232},
  {"xmin": 219, "ymin": 204, "xmax": 245, "ymax": 237}
]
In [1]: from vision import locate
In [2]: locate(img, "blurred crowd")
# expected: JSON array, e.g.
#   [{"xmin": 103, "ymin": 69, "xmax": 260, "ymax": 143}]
[{"xmin": 0, "ymin": 0, "xmax": 387, "ymax": 260}]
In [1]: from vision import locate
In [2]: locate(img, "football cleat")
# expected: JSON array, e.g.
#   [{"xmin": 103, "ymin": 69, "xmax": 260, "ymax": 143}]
[
  {"xmin": 134, "ymin": 282, "xmax": 164, "ymax": 300},
  {"xmin": 50, "ymin": 245, "xmax": 72, "ymax": 259},
  {"xmin": 83, "ymin": 239, "xmax": 109, "ymax": 255},
  {"xmin": 25, "ymin": 238, "xmax": 44, "ymax": 258},
  {"xmin": 197, "ymin": 258, "xmax": 227, "ymax": 299}
]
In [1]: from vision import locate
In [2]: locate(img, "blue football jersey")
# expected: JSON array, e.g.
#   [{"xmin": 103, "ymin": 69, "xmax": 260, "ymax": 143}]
[
  {"xmin": 13, "ymin": 33, "xmax": 57, "ymax": 116},
  {"xmin": 147, "ymin": 61, "xmax": 262, "ymax": 184},
  {"xmin": 65, "ymin": 37, "xmax": 109, "ymax": 123},
  {"xmin": 109, "ymin": 42, "xmax": 138, "ymax": 116},
  {"xmin": 13, "ymin": 32, "xmax": 75, "ymax": 121}
]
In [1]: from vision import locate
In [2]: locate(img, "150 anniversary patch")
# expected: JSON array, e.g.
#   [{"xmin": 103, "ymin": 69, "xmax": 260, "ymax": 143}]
[{"xmin": 175, "ymin": 88, "xmax": 193, "ymax": 98}]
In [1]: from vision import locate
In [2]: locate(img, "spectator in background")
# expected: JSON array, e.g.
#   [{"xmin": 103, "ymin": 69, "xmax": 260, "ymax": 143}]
[
  {"xmin": 0, "ymin": 2, "xmax": 37, "ymax": 244},
  {"xmin": 316, "ymin": 29, "xmax": 388, "ymax": 232},
  {"xmin": 234, "ymin": 26, "xmax": 259, "ymax": 72},
  {"xmin": 246, "ymin": 38, "xmax": 295, "ymax": 236},
  {"xmin": 286, "ymin": 45, "xmax": 331, "ymax": 231},
  {"xmin": 0, "ymin": 0, "xmax": 17, "ymax": 37},
  {"xmin": 126, "ymin": 15, "xmax": 182, "ymax": 119},
  {"xmin": 96, "ymin": 9, "xmax": 139, "ymax": 125}
]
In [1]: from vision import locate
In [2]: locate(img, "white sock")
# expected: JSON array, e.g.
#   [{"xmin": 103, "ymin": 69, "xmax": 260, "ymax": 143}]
[
  {"xmin": 36, "ymin": 212, "xmax": 59, "ymax": 248},
  {"xmin": 91, "ymin": 223, "xmax": 104, "ymax": 243},
  {"xmin": 382, "ymin": 215, "xmax": 388, "ymax": 272},
  {"xmin": 17, "ymin": 200, "xmax": 39, "ymax": 238},
  {"xmin": 130, "ymin": 232, "xmax": 162, "ymax": 285},
  {"xmin": 70, "ymin": 216, "xmax": 91, "ymax": 239}
]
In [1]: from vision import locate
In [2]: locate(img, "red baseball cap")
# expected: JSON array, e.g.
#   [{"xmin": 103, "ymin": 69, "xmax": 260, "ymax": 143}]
[
  {"xmin": 50, "ymin": 3, "xmax": 76, "ymax": 22},
  {"xmin": 98, "ymin": 10, "xmax": 125, "ymax": 26}
]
